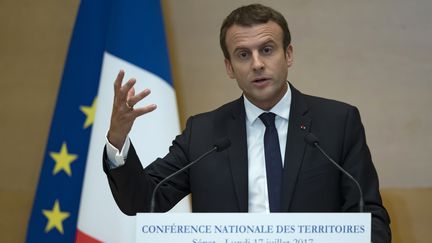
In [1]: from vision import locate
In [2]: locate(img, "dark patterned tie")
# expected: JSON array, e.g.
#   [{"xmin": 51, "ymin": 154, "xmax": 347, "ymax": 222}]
[{"xmin": 259, "ymin": 112, "xmax": 283, "ymax": 212}]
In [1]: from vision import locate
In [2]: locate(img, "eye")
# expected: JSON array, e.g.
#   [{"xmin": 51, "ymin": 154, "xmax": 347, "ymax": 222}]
[
  {"xmin": 237, "ymin": 51, "xmax": 250, "ymax": 60},
  {"xmin": 262, "ymin": 46, "xmax": 273, "ymax": 55}
]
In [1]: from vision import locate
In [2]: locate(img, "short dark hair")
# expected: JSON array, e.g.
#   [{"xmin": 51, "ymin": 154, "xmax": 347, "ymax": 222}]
[{"xmin": 220, "ymin": 4, "xmax": 291, "ymax": 59}]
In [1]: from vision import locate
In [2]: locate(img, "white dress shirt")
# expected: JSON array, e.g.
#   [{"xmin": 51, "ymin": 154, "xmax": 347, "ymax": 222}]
[
  {"xmin": 244, "ymin": 85, "xmax": 291, "ymax": 212},
  {"xmin": 106, "ymin": 134, "xmax": 130, "ymax": 169},
  {"xmin": 106, "ymin": 84, "xmax": 292, "ymax": 212}
]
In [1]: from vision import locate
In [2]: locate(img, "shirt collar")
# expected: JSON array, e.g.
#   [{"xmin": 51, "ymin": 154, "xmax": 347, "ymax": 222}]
[{"xmin": 244, "ymin": 83, "xmax": 292, "ymax": 125}]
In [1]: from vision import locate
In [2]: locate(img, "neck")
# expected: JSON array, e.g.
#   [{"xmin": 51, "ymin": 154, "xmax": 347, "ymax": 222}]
[{"xmin": 253, "ymin": 82, "xmax": 288, "ymax": 111}]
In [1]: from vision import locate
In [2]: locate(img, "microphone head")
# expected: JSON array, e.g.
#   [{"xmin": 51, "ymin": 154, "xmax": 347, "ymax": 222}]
[
  {"xmin": 304, "ymin": 133, "xmax": 319, "ymax": 146},
  {"xmin": 214, "ymin": 138, "xmax": 231, "ymax": 152}
]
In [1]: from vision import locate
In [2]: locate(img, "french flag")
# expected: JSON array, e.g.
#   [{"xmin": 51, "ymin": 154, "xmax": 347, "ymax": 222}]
[{"xmin": 26, "ymin": 1, "xmax": 190, "ymax": 242}]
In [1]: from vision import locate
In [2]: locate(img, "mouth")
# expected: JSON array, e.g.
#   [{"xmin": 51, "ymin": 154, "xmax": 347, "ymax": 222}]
[
  {"xmin": 251, "ymin": 77, "xmax": 272, "ymax": 88},
  {"xmin": 252, "ymin": 77, "xmax": 270, "ymax": 83}
]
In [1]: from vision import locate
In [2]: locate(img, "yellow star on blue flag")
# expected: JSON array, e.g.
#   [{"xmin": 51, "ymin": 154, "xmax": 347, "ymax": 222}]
[
  {"xmin": 80, "ymin": 97, "xmax": 97, "ymax": 129},
  {"xmin": 42, "ymin": 200, "xmax": 70, "ymax": 234},
  {"xmin": 49, "ymin": 142, "xmax": 78, "ymax": 176}
]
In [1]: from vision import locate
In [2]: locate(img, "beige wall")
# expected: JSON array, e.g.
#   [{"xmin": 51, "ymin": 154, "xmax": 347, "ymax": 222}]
[
  {"xmin": 165, "ymin": 0, "xmax": 432, "ymax": 188},
  {"xmin": 0, "ymin": 0, "xmax": 430, "ymax": 242}
]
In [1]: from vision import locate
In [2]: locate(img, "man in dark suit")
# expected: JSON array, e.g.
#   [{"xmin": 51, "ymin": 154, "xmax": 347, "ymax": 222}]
[{"xmin": 104, "ymin": 4, "xmax": 391, "ymax": 243}]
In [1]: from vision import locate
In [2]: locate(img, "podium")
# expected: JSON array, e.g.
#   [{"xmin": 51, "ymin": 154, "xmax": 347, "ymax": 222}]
[{"xmin": 136, "ymin": 213, "xmax": 371, "ymax": 242}]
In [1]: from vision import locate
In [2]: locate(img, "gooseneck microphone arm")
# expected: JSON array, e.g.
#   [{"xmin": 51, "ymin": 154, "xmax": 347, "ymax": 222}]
[
  {"xmin": 304, "ymin": 133, "xmax": 364, "ymax": 212},
  {"xmin": 149, "ymin": 138, "xmax": 231, "ymax": 213}
]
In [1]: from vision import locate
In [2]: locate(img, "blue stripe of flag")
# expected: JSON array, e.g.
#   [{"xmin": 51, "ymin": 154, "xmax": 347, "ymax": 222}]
[{"xmin": 106, "ymin": 0, "xmax": 173, "ymax": 85}]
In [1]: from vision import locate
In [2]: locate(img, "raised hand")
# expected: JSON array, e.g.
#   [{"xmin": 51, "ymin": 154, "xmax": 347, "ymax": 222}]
[{"xmin": 107, "ymin": 70, "xmax": 157, "ymax": 150}]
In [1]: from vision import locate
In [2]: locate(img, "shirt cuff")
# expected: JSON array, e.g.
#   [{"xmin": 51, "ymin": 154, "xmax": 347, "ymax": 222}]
[{"xmin": 105, "ymin": 136, "xmax": 131, "ymax": 169}]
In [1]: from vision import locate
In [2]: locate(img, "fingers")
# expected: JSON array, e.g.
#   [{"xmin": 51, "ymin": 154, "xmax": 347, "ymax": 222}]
[
  {"xmin": 119, "ymin": 78, "xmax": 136, "ymax": 101},
  {"xmin": 126, "ymin": 88, "xmax": 151, "ymax": 108},
  {"xmin": 113, "ymin": 69, "xmax": 137, "ymax": 103},
  {"xmin": 112, "ymin": 70, "xmax": 156, "ymax": 116},
  {"xmin": 127, "ymin": 86, "xmax": 136, "ymax": 100},
  {"xmin": 134, "ymin": 104, "xmax": 157, "ymax": 117},
  {"xmin": 126, "ymin": 89, "xmax": 156, "ymax": 117},
  {"xmin": 113, "ymin": 69, "xmax": 125, "ymax": 93}
]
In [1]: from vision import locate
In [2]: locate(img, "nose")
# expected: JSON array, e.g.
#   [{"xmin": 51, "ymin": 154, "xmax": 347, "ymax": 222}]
[{"xmin": 251, "ymin": 51, "xmax": 264, "ymax": 72}]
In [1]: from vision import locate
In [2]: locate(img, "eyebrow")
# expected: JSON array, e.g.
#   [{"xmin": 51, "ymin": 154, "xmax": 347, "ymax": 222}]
[{"xmin": 232, "ymin": 39, "xmax": 277, "ymax": 54}]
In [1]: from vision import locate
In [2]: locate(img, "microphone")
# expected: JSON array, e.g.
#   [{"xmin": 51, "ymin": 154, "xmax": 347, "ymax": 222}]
[
  {"xmin": 149, "ymin": 138, "xmax": 231, "ymax": 212},
  {"xmin": 304, "ymin": 133, "xmax": 364, "ymax": 212}
]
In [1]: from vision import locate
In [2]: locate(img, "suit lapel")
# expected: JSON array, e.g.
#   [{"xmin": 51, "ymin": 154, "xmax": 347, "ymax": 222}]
[
  {"xmin": 226, "ymin": 97, "xmax": 249, "ymax": 212},
  {"xmin": 281, "ymin": 84, "xmax": 311, "ymax": 211},
  {"xmin": 224, "ymin": 86, "xmax": 311, "ymax": 212}
]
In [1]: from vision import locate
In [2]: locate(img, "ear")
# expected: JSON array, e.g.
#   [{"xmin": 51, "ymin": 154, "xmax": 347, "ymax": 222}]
[
  {"xmin": 224, "ymin": 58, "xmax": 235, "ymax": 79},
  {"xmin": 285, "ymin": 44, "xmax": 294, "ymax": 67}
]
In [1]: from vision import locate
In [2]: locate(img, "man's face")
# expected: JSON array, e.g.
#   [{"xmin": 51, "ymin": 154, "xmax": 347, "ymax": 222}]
[{"xmin": 224, "ymin": 21, "xmax": 293, "ymax": 110}]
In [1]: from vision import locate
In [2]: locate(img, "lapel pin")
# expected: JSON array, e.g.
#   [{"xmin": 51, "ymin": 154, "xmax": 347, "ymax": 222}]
[{"xmin": 300, "ymin": 124, "xmax": 307, "ymax": 130}]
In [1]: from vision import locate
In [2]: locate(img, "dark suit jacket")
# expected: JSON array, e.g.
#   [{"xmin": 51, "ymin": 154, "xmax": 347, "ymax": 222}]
[{"xmin": 103, "ymin": 84, "xmax": 391, "ymax": 242}]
